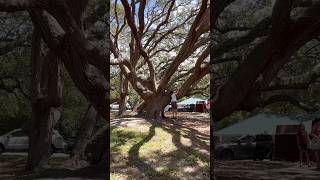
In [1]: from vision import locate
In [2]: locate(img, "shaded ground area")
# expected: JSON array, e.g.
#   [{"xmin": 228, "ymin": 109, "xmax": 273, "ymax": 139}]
[
  {"xmin": 110, "ymin": 112, "xmax": 210, "ymax": 180},
  {"xmin": 0, "ymin": 154, "xmax": 106, "ymax": 179},
  {"xmin": 215, "ymin": 160, "xmax": 320, "ymax": 180}
]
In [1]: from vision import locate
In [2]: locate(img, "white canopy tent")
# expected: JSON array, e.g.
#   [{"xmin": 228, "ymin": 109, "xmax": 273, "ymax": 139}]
[
  {"xmin": 177, "ymin": 97, "xmax": 207, "ymax": 105},
  {"xmin": 164, "ymin": 97, "xmax": 208, "ymax": 111},
  {"xmin": 214, "ymin": 113, "xmax": 319, "ymax": 136}
]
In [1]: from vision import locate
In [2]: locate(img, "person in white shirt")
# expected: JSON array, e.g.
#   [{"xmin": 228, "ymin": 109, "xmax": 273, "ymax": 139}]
[{"xmin": 170, "ymin": 91, "xmax": 177, "ymax": 119}]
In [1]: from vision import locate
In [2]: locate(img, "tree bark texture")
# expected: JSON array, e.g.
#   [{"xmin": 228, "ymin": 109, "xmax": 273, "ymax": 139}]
[
  {"xmin": 72, "ymin": 105, "xmax": 99, "ymax": 160},
  {"xmin": 27, "ymin": 27, "xmax": 64, "ymax": 170},
  {"xmin": 212, "ymin": 1, "xmax": 320, "ymax": 121},
  {"xmin": 118, "ymin": 72, "xmax": 128, "ymax": 116}
]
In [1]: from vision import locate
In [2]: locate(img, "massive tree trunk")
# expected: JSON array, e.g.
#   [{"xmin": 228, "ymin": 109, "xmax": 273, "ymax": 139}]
[
  {"xmin": 110, "ymin": 0, "xmax": 209, "ymax": 121},
  {"xmin": 145, "ymin": 92, "xmax": 171, "ymax": 120},
  {"xmin": 118, "ymin": 72, "xmax": 128, "ymax": 116},
  {"xmin": 27, "ymin": 28, "xmax": 63, "ymax": 170}
]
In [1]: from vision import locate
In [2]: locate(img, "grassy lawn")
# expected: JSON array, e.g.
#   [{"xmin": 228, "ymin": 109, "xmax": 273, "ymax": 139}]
[{"xmin": 110, "ymin": 113, "xmax": 210, "ymax": 180}]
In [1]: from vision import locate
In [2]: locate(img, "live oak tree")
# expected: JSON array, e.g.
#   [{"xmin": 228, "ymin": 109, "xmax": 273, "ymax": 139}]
[
  {"xmin": 212, "ymin": 0, "xmax": 320, "ymax": 121},
  {"xmin": 110, "ymin": 0, "xmax": 210, "ymax": 119},
  {"xmin": 0, "ymin": 13, "xmax": 31, "ymax": 102},
  {"xmin": 0, "ymin": 12, "xmax": 61, "ymax": 170},
  {"xmin": 211, "ymin": 1, "xmax": 320, "ymax": 177},
  {"xmin": 0, "ymin": 13, "xmax": 33, "ymax": 136},
  {"xmin": 0, "ymin": 0, "xmax": 109, "ymax": 170}
]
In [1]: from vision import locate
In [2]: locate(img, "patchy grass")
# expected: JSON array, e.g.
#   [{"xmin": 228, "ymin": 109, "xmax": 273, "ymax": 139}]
[
  {"xmin": 0, "ymin": 155, "xmax": 106, "ymax": 179},
  {"xmin": 111, "ymin": 113, "xmax": 210, "ymax": 180}
]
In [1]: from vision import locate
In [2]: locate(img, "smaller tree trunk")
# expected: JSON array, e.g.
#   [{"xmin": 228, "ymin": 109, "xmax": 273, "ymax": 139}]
[
  {"xmin": 27, "ymin": 107, "xmax": 62, "ymax": 170},
  {"xmin": 135, "ymin": 101, "xmax": 146, "ymax": 113},
  {"xmin": 64, "ymin": 105, "xmax": 100, "ymax": 169},
  {"xmin": 83, "ymin": 125, "xmax": 108, "ymax": 166},
  {"xmin": 73, "ymin": 105, "xmax": 99, "ymax": 157},
  {"xmin": 27, "ymin": 29, "xmax": 63, "ymax": 170},
  {"xmin": 118, "ymin": 73, "xmax": 128, "ymax": 116}
]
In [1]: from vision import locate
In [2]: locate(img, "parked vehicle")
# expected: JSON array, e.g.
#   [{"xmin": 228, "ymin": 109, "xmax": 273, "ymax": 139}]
[
  {"xmin": 64, "ymin": 137, "xmax": 77, "ymax": 153},
  {"xmin": 165, "ymin": 102, "xmax": 208, "ymax": 112},
  {"xmin": 165, "ymin": 104, "xmax": 188, "ymax": 112},
  {"xmin": 110, "ymin": 102, "xmax": 119, "ymax": 110},
  {"xmin": 254, "ymin": 134, "xmax": 273, "ymax": 161},
  {"xmin": 214, "ymin": 134, "xmax": 273, "ymax": 160},
  {"xmin": 164, "ymin": 105, "xmax": 172, "ymax": 112},
  {"xmin": 110, "ymin": 102, "xmax": 132, "ymax": 110},
  {"xmin": 0, "ymin": 129, "xmax": 67, "ymax": 154}
]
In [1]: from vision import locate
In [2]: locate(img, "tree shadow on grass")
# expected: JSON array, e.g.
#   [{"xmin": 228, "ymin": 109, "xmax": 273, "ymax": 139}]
[
  {"xmin": 160, "ymin": 118, "xmax": 210, "ymax": 156},
  {"xmin": 159, "ymin": 118, "xmax": 210, "ymax": 177},
  {"xmin": 111, "ymin": 126, "xmax": 148, "ymax": 166},
  {"xmin": 126, "ymin": 117, "xmax": 210, "ymax": 179},
  {"xmin": 111, "ymin": 127, "xmax": 144, "ymax": 151},
  {"xmin": 127, "ymin": 122, "xmax": 179, "ymax": 179}
]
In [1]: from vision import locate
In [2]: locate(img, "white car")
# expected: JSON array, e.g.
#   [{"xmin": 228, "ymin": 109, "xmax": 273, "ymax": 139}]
[
  {"xmin": 110, "ymin": 102, "xmax": 119, "ymax": 109},
  {"xmin": 164, "ymin": 105, "xmax": 172, "ymax": 112},
  {"xmin": 164, "ymin": 104, "xmax": 187, "ymax": 112},
  {"xmin": 110, "ymin": 102, "xmax": 132, "ymax": 110},
  {"xmin": 0, "ymin": 129, "xmax": 67, "ymax": 154}
]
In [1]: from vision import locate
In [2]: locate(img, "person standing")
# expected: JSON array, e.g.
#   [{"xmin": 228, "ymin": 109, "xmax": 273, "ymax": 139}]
[
  {"xmin": 161, "ymin": 90, "xmax": 171, "ymax": 119},
  {"xmin": 170, "ymin": 91, "xmax": 178, "ymax": 119},
  {"xmin": 297, "ymin": 123, "xmax": 310, "ymax": 167},
  {"xmin": 311, "ymin": 119, "xmax": 320, "ymax": 170}
]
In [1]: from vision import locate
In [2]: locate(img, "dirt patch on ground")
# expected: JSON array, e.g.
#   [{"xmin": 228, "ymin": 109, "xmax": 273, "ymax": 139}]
[
  {"xmin": 112, "ymin": 112, "xmax": 209, "ymax": 134},
  {"xmin": 215, "ymin": 160, "xmax": 320, "ymax": 180}
]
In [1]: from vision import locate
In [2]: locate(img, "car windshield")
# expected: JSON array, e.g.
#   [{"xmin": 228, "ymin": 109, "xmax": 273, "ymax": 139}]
[
  {"xmin": 229, "ymin": 136, "xmax": 241, "ymax": 143},
  {"xmin": 11, "ymin": 130, "xmax": 26, "ymax": 137},
  {"xmin": 230, "ymin": 135, "xmax": 255, "ymax": 143}
]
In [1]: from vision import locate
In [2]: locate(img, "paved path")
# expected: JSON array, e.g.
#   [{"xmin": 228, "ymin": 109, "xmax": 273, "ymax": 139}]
[
  {"xmin": 36, "ymin": 178, "xmax": 103, "ymax": 180},
  {"xmin": 215, "ymin": 160, "xmax": 320, "ymax": 180}
]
